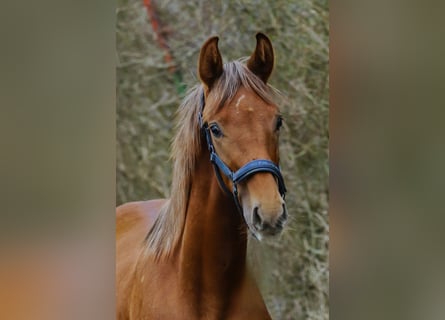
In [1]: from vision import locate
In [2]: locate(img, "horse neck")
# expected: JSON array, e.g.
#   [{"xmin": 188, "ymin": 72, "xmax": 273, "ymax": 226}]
[{"xmin": 178, "ymin": 146, "xmax": 248, "ymax": 308}]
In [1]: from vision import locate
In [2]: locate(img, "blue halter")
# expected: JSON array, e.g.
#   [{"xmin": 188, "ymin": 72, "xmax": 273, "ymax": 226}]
[{"xmin": 198, "ymin": 93, "xmax": 287, "ymax": 222}]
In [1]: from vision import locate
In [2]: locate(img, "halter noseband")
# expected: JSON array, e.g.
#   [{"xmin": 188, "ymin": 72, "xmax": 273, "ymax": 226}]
[{"xmin": 198, "ymin": 93, "xmax": 287, "ymax": 230}]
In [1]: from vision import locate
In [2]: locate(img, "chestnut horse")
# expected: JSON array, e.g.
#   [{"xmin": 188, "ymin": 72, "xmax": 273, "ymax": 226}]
[{"xmin": 117, "ymin": 33, "xmax": 288, "ymax": 319}]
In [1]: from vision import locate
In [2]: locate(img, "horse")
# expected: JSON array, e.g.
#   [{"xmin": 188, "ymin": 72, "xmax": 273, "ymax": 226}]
[{"xmin": 116, "ymin": 33, "xmax": 288, "ymax": 319}]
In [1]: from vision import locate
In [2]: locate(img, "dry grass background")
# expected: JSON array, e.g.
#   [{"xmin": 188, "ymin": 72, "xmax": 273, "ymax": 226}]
[{"xmin": 117, "ymin": 0, "xmax": 328, "ymax": 319}]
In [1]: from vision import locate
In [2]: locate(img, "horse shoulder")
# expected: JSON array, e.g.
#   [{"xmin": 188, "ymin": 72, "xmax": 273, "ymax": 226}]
[
  {"xmin": 116, "ymin": 199, "xmax": 166, "ymax": 320},
  {"xmin": 116, "ymin": 199, "xmax": 166, "ymax": 264},
  {"xmin": 116, "ymin": 199, "xmax": 166, "ymax": 233}
]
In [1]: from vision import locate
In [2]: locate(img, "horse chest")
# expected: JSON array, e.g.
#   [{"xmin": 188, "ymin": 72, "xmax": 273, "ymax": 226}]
[{"xmin": 135, "ymin": 271, "xmax": 271, "ymax": 320}]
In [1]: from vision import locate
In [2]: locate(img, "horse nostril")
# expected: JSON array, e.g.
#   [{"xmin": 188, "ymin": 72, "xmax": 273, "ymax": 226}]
[
  {"xmin": 281, "ymin": 204, "xmax": 288, "ymax": 221},
  {"xmin": 253, "ymin": 206, "xmax": 262, "ymax": 227},
  {"xmin": 277, "ymin": 205, "xmax": 288, "ymax": 226}
]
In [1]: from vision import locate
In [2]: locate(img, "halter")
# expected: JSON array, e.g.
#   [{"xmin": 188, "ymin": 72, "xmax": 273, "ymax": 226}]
[{"xmin": 198, "ymin": 93, "xmax": 287, "ymax": 234}]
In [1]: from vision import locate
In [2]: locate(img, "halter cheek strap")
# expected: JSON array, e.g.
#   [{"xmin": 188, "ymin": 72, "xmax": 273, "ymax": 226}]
[{"xmin": 198, "ymin": 94, "xmax": 287, "ymax": 233}]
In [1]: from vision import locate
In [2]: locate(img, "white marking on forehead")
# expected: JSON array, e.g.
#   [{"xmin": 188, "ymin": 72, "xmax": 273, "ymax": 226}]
[{"xmin": 235, "ymin": 94, "xmax": 245, "ymax": 110}]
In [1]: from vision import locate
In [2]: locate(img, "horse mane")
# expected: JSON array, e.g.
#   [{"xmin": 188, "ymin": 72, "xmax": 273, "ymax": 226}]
[{"xmin": 144, "ymin": 60, "xmax": 276, "ymax": 261}]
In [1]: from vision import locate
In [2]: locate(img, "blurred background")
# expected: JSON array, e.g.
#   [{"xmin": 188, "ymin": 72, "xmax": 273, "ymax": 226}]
[{"xmin": 117, "ymin": 0, "xmax": 329, "ymax": 319}]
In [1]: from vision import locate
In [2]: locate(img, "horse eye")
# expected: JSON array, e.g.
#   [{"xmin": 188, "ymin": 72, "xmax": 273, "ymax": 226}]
[
  {"xmin": 276, "ymin": 116, "xmax": 284, "ymax": 131},
  {"xmin": 209, "ymin": 123, "xmax": 223, "ymax": 138}
]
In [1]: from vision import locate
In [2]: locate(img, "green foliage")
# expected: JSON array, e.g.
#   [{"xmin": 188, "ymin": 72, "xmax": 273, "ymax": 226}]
[{"xmin": 117, "ymin": 0, "xmax": 328, "ymax": 318}]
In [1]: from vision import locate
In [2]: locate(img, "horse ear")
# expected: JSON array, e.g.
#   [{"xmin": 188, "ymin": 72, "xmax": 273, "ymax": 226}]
[
  {"xmin": 247, "ymin": 33, "xmax": 274, "ymax": 83},
  {"xmin": 198, "ymin": 36, "xmax": 223, "ymax": 90}
]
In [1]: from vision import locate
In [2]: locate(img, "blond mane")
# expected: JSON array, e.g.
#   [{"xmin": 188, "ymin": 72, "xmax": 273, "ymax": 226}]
[{"xmin": 144, "ymin": 60, "xmax": 276, "ymax": 260}]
